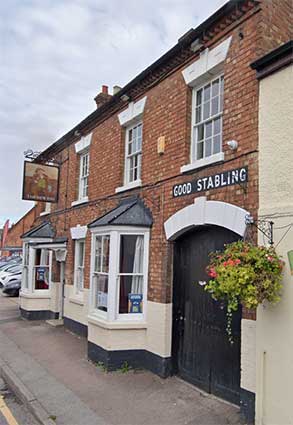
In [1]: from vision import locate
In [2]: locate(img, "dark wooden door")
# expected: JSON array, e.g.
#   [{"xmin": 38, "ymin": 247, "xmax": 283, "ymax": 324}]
[{"xmin": 172, "ymin": 225, "xmax": 241, "ymax": 405}]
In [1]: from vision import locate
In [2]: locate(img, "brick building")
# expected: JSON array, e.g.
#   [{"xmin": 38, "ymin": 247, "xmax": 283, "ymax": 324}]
[
  {"xmin": 18, "ymin": 1, "xmax": 292, "ymax": 423},
  {"xmin": 0, "ymin": 205, "xmax": 42, "ymax": 257}
]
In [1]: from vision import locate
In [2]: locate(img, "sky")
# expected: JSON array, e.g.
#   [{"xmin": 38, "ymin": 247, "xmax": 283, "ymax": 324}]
[{"xmin": 0, "ymin": 0, "xmax": 227, "ymax": 228}]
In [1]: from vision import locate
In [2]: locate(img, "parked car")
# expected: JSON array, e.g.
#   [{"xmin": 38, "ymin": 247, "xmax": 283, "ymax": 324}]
[
  {"xmin": 1, "ymin": 271, "xmax": 22, "ymax": 287},
  {"xmin": 0, "ymin": 265, "xmax": 22, "ymax": 285},
  {"xmin": 2, "ymin": 279, "xmax": 21, "ymax": 297}
]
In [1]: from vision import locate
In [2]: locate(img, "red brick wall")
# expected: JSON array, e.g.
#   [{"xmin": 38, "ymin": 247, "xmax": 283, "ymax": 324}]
[
  {"xmin": 31, "ymin": 2, "xmax": 290, "ymax": 320},
  {"xmin": 3, "ymin": 204, "xmax": 42, "ymax": 254}
]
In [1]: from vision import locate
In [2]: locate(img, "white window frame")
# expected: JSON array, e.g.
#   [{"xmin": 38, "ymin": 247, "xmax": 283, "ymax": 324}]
[
  {"xmin": 124, "ymin": 121, "xmax": 143, "ymax": 186},
  {"xmin": 74, "ymin": 239, "xmax": 85, "ymax": 295},
  {"xmin": 78, "ymin": 151, "xmax": 89, "ymax": 201},
  {"xmin": 181, "ymin": 74, "xmax": 225, "ymax": 174},
  {"xmin": 89, "ymin": 226, "xmax": 149, "ymax": 323},
  {"xmin": 40, "ymin": 202, "xmax": 51, "ymax": 216},
  {"xmin": 21, "ymin": 242, "xmax": 30, "ymax": 292},
  {"xmin": 32, "ymin": 248, "xmax": 52, "ymax": 294}
]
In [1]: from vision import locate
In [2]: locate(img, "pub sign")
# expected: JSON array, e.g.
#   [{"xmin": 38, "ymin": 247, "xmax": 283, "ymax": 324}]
[{"xmin": 22, "ymin": 161, "xmax": 59, "ymax": 203}]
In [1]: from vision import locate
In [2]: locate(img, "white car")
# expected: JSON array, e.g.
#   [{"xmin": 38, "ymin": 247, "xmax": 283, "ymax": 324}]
[
  {"xmin": 1, "ymin": 271, "xmax": 22, "ymax": 287},
  {"xmin": 0, "ymin": 264, "xmax": 21, "ymax": 278},
  {"xmin": 0, "ymin": 265, "xmax": 22, "ymax": 286}
]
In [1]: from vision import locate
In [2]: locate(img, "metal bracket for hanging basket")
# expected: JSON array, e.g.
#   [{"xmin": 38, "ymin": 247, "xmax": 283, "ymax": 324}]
[{"xmin": 245, "ymin": 215, "xmax": 274, "ymax": 245}]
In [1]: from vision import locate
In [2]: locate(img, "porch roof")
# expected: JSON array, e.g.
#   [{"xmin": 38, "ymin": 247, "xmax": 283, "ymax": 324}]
[
  {"xmin": 88, "ymin": 197, "xmax": 153, "ymax": 228},
  {"xmin": 21, "ymin": 221, "xmax": 55, "ymax": 239}
]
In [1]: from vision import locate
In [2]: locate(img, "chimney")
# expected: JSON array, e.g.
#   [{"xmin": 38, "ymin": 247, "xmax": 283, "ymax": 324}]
[
  {"xmin": 94, "ymin": 85, "xmax": 112, "ymax": 108},
  {"xmin": 113, "ymin": 85, "xmax": 122, "ymax": 95}
]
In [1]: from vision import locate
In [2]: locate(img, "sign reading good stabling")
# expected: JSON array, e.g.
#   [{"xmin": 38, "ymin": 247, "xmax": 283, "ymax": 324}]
[
  {"xmin": 22, "ymin": 161, "xmax": 60, "ymax": 203},
  {"xmin": 173, "ymin": 166, "xmax": 248, "ymax": 198}
]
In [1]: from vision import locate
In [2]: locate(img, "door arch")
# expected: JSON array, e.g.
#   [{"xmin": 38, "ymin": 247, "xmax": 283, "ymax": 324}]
[{"xmin": 165, "ymin": 198, "xmax": 250, "ymax": 405}]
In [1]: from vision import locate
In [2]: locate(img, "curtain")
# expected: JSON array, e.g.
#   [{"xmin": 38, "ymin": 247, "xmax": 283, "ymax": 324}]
[{"xmin": 131, "ymin": 236, "xmax": 144, "ymax": 294}]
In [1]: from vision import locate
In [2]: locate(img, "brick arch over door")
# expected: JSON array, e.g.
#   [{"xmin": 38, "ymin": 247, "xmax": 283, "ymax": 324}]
[{"xmin": 164, "ymin": 196, "xmax": 249, "ymax": 240}]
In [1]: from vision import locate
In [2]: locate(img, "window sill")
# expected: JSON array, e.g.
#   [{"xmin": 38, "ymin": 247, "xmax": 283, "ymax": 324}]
[
  {"xmin": 115, "ymin": 179, "xmax": 142, "ymax": 194},
  {"xmin": 88, "ymin": 314, "xmax": 147, "ymax": 330},
  {"xmin": 71, "ymin": 197, "xmax": 89, "ymax": 207},
  {"xmin": 20, "ymin": 291, "xmax": 51, "ymax": 299},
  {"xmin": 180, "ymin": 152, "xmax": 225, "ymax": 174},
  {"xmin": 69, "ymin": 295, "xmax": 84, "ymax": 306},
  {"xmin": 40, "ymin": 211, "xmax": 50, "ymax": 216}
]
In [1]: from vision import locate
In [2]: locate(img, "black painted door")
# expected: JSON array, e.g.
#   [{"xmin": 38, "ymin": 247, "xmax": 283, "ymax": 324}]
[{"xmin": 172, "ymin": 225, "xmax": 242, "ymax": 405}]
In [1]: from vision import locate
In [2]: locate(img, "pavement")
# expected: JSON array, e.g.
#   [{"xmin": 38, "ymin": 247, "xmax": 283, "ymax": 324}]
[
  {"xmin": 0, "ymin": 294, "xmax": 244, "ymax": 425},
  {"xmin": 0, "ymin": 377, "xmax": 39, "ymax": 425}
]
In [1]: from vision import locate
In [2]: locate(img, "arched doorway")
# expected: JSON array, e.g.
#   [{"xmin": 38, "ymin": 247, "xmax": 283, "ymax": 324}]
[
  {"xmin": 164, "ymin": 197, "xmax": 250, "ymax": 405},
  {"xmin": 172, "ymin": 225, "xmax": 242, "ymax": 404}
]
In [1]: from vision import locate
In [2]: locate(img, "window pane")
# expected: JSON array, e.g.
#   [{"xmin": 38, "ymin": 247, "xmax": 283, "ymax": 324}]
[
  {"xmin": 195, "ymin": 106, "xmax": 201, "ymax": 123},
  {"xmin": 119, "ymin": 235, "xmax": 144, "ymax": 315},
  {"xmin": 196, "ymin": 89, "xmax": 202, "ymax": 107},
  {"xmin": 211, "ymin": 96, "xmax": 219, "ymax": 116},
  {"xmin": 94, "ymin": 274, "xmax": 108, "ymax": 312},
  {"xmin": 197, "ymin": 124, "xmax": 204, "ymax": 141},
  {"xmin": 205, "ymin": 138, "xmax": 212, "ymax": 157},
  {"xmin": 78, "ymin": 241, "xmax": 85, "ymax": 266},
  {"xmin": 203, "ymin": 84, "xmax": 210, "ymax": 101},
  {"xmin": 213, "ymin": 135, "xmax": 221, "ymax": 154},
  {"xmin": 205, "ymin": 121, "xmax": 212, "ymax": 138},
  {"xmin": 119, "ymin": 276, "xmax": 143, "ymax": 314},
  {"xmin": 102, "ymin": 236, "xmax": 110, "ymax": 273},
  {"xmin": 120, "ymin": 235, "xmax": 144, "ymax": 274},
  {"xmin": 35, "ymin": 266, "xmax": 49, "ymax": 290},
  {"xmin": 197, "ymin": 142, "xmax": 204, "ymax": 159},
  {"xmin": 212, "ymin": 79, "xmax": 219, "ymax": 97},
  {"xmin": 203, "ymin": 101, "xmax": 210, "ymax": 120},
  {"xmin": 94, "ymin": 236, "xmax": 102, "ymax": 272},
  {"xmin": 214, "ymin": 117, "xmax": 221, "ymax": 135}
]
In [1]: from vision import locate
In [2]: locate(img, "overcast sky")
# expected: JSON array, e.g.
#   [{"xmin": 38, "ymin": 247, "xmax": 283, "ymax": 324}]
[{"xmin": 0, "ymin": 0, "xmax": 226, "ymax": 228}]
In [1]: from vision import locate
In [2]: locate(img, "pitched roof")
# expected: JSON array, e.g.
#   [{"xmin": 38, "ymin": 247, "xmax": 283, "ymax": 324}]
[
  {"xmin": 21, "ymin": 221, "xmax": 55, "ymax": 239},
  {"xmin": 38, "ymin": 0, "xmax": 259, "ymax": 160},
  {"xmin": 88, "ymin": 197, "xmax": 153, "ymax": 228}
]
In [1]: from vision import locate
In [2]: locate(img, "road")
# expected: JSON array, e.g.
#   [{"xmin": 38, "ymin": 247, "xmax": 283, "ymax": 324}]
[{"xmin": 0, "ymin": 293, "xmax": 38, "ymax": 425}]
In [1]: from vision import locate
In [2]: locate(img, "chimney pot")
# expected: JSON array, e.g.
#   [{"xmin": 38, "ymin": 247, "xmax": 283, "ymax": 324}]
[{"xmin": 102, "ymin": 85, "xmax": 108, "ymax": 94}]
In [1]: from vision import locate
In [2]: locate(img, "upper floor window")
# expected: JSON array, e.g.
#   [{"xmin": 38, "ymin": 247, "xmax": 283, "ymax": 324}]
[
  {"xmin": 125, "ymin": 122, "xmax": 142, "ymax": 185},
  {"xmin": 79, "ymin": 151, "xmax": 89, "ymax": 200},
  {"xmin": 192, "ymin": 75, "xmax": 224, "ymax": 163}
]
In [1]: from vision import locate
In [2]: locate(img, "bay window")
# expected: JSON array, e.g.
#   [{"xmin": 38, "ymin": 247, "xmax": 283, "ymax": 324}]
[{"xmin": 90, "ymin": 228, "xmax": 149, "ymax": 322}]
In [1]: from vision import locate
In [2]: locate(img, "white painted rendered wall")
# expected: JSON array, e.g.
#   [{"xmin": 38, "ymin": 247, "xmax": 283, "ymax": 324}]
[{"xmin": 256, "ymin": 64, "xmax": 293, "ymax": 425}]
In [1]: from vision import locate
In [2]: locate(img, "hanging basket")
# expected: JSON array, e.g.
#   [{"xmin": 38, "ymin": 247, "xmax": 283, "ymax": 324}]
[{"xmin": 202, "ymin": 241, "xmax": 284, "ymax": 343}]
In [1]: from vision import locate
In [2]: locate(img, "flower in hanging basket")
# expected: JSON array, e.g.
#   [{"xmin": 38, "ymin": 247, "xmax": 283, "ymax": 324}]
[{"xmin": 203, "ymin": 241, "xmax": 284, "ymax": 343}]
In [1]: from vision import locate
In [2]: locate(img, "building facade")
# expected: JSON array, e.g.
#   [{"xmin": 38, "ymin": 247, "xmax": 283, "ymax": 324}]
[
  {"xmin": 18, "ymin": 1, "xmax": 292, "ymax": 423},
  {"xmin": 251, "ymin": 41, "xmax": 293, "ymax": 425}
]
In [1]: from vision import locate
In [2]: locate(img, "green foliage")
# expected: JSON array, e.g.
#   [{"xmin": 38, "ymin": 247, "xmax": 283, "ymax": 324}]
[
  {"xmin": 204, "ymin": 241, "xmax": 284, "ymax": 342},
  {"xmin": 117, "ymin": 361, "xmax": 132, "ymax": 373}
]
